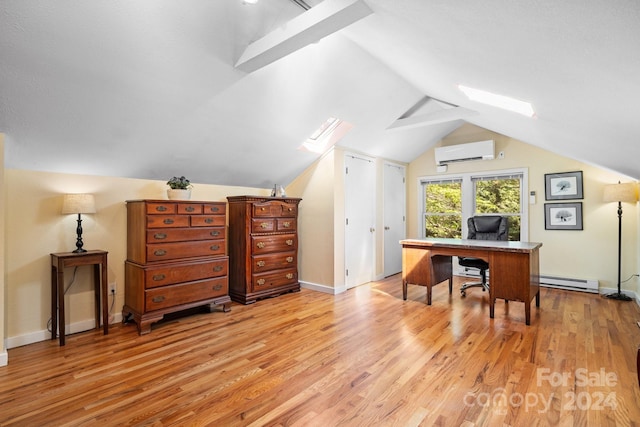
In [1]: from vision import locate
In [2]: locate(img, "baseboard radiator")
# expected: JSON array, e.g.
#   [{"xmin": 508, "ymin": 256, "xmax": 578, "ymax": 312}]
[
  {"xmin": 539, "ymin": 275, "xmax": 599, "ymax": 293},
  {"xmin": 460, "ymin": 268, "xmax": 599, "ymax": 294}
]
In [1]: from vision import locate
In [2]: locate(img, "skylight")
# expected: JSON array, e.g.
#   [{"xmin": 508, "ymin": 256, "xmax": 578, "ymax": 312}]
[
  {"xmin": 300, "ymin": 117, "xmax": 344, "ymax": 154},
  {"xmin": 458, "ymin": 85, "xmax": 536, "ymax": 117}
]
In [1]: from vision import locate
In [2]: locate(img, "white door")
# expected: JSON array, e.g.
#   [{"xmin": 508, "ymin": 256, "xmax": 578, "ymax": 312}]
[
  {"xmin": 383, "ymin": 162, "xmax": 406, "ymax": 276},
  {"xmin": 345, "ymin": 153, "xmax": 375, "ymax": 289}
]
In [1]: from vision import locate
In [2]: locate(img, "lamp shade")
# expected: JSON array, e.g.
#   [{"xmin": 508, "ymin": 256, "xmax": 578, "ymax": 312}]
[
  {"xmin": 61, "ymin": 194, "xmax": 96, "ymax": 214},
  {"xmin": 603, "ymin": 182, "xmax": 639, "ymax": 203}
]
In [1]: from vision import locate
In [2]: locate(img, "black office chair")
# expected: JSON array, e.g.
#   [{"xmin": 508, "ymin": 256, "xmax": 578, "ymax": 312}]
[{"xmin": 459, "ymin": 216, "xmax": 509, "ymax": 297}]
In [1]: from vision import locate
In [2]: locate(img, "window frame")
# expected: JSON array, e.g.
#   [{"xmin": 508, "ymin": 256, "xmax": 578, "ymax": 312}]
[{"xmin": 418, "ymin": 168, "xmax": 529, "ymax": 241}]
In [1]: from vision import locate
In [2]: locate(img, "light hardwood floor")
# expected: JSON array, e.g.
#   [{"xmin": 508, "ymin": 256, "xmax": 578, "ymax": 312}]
[{"xmin": 2, "ymin": 275, "xmax": 640, "ymax": 426}]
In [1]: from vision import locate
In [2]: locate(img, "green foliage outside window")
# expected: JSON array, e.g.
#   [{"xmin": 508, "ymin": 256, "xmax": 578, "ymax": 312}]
[
  {"xmin": 424, "ymin": 177, "xmax": 522, "ymax": 241},
  {"xmin": 424, "ymin": 182, "xmax": 462, "ymax": 238}
]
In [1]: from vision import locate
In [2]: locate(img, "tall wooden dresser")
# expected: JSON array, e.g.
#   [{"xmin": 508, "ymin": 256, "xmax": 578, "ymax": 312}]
[
  {"xmin": 124, "ymin": 200, "xmax": 231, "ymax": 334},
  {"xmin": 227, "ymin": 196, "xmax": 302, "ymax": 304}
]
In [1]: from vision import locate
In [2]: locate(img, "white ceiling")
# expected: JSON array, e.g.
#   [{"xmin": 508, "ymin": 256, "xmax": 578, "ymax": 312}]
[{"xmin": 1, "ymin": 0, "xmax": 639, "ymax": 189}]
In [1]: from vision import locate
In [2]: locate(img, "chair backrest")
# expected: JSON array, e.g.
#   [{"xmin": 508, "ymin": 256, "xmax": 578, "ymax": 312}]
[{"xmin": 467, "ymin": 216, "xmax": 509, "ymax": 241}]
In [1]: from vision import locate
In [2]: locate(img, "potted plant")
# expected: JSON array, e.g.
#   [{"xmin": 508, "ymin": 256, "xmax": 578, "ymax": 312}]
[{"xmin": 166, "ymin": 176, "xmax": 193, "ymax": 200}]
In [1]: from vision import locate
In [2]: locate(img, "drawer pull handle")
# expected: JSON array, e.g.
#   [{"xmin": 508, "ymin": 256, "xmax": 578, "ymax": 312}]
[
  {"xmin": 210, "ymin": 230, "xmax": 220, "ymax": 237},
  {"xmin": 286, "ymin": 256, "xmax": 293, "ymax": 263},
  {"xmin": 214, "ymin": 265, "xmax": 223, "ymax": 272},
  {"xmin": 153, "ymin": 233, "xmax": 167, "ymax": 240},
  {"xmin": 257, "ymin": 279, "xmax": 266, "ymax": 286},
  {"xmin": 286, "ymin": 273, "xmax": 294, "ymax": 280},
  {"xmin": 256, "ymin": 242, "xmax": 266, "ymax": 249},
  {"xmin": 286, "ymin": 239, "xmax": 293, "ymax": 246},
  {"xmin": 257, "ymin": 261, "xmax": 266, "ymax": 267},
  {"xmin": 210, "ymin": 245, "xmax": 220, "ymax": 251},
  {"xmin": 152, "ymin": 296, "xmax": 165, "ymax": 303},
  {"xmin": 260, "ymin": 222, "xmax": 269, "ymax": 229},
  {"xmin": 261, "ymin": 207, "xmax": 266, "ymax": 211},
  {"xmin": 205, "ymin": 218, "xmax": 214, "ymax": 224},
  {"xmin": 213, "ymin": 284, "xmax": 222, "ymax": 291},
  {"xmin": 185, "ymin": 206, "xmax": 195, "ymax": 212},
  {"xmin": 154, "ymin": 249, "xmax": 167, "ymax": 256},
  {"xmin": 152, "ymin": 274, "xmax": 166, "ymax": 281},
  {"xmin": 282, "ymin": 221, "xmax": 291, "ymax": 228},
  {"xmin": 156, "ymin": 206, "xmax": 167, "ymax": 212},
  {"xmin": 163, "ymin": 218, "xmax": 174, "ymax": 224},
  {"xmin": 288, "ymin": 208, "xmax": 293, "ymax": 211},
  {"xmin": 210, "ymin": 206, "xmax": 219, "ymax": 212}
]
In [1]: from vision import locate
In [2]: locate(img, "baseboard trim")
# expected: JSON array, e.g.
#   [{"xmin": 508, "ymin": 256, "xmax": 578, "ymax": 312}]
[
  {"xmin": 5, "ymin": 313, "xmax": 123, "ymax": 350},
  {"xmin": 0, "ymin": 350, "xmax": 8, "ymax": 367},
  {"xmin": 300, "ymin": 280, "xmax": 345, "ymax": 295}
]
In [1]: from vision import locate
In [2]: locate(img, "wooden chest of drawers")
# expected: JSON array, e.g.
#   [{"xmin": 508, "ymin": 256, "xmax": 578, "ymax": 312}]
[
  {"xmin": 124, "ymin": 200, "xmax": 231, "ymax": 334},
  {"xmin": 227, "ymin": 196, "xmax": 302, "ymax": 304}
]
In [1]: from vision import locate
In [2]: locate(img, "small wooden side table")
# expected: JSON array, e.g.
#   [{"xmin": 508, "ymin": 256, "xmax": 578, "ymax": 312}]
[{"xmin": 50, "ymin": 250, "xmax": 109, "ymax": 346}]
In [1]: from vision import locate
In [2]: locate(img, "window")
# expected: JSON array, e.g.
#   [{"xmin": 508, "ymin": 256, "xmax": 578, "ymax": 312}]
[
  {"xmin": 423, "ymin": 178, "xmax": 462, "ymax": 238},
  {"xmin": 421, "ymin": 169, "xmax": 528, "ymax": 241},
  {"xmin": 472, "ymin": 173, "xmax": 523, "ymax": 241}
]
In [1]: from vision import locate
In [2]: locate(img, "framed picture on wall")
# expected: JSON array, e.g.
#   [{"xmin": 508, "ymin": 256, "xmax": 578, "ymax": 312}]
[
  {"xmin": 544, "ymin": 171, "xmax": 583, "ymax": 200},
  {"xmin": 544, "ymin": 202, "xmax": 583, "ymax": 230}
]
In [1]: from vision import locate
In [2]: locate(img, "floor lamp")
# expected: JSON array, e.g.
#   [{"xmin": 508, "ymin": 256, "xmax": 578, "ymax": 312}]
[
  {"xmin": 62, "ymin": 193, "xmax": 96, "ymax": 253},
  {"xmin": 603, "ymin": 182, "xmax": 639, "ymax": 301}
]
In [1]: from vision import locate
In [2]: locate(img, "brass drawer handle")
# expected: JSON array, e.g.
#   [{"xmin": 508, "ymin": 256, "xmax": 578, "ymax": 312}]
[
  {"xmin": 286, "ymin": 256, "xmax": 293, "ymax": 263},
  {"xmin": 185, "ymin": 206, "xmax": 195, "ymax": 212},
  {"xmin": 260, "ymin": 207, "xmax": 266, "ymax": 211},
  {"xmin": 214, "ymin": 265, "xmax": 223, "ymax": 272},
  {"xmin": 288, "ymin": 207, "xmax": 293, "ymax": 212},
  {"xmin": 205, "ymin": 218, "xmax": 214, "ymax": 224},
  {"xmin": 153, "ymin": 233, "xmax": 167, "ymax": 240},
  {"xmin": 260, "ymin": 222, "xmax": 269, "ymax": 229},
  {"xmin": 152, "ymin": 274, "xmax": 166, "ymax": 281},
  {"xmin": 256, "ymin": 242, "xmax": 266, "ymax": 249},
  {"xmin": 156, "ymin": 206, "xmax": 167, "ymax": 212},
  {"xmin": 213, "ymin": 284, "xmax": 222, "ymax": 291},
  {"xmin": 256, "ymin": 261, "xmax": 266, "ymax": 267},
  {"xmin": 210, "ymin": 245, "xmax": 220, "ymax": 251},
  {"xmin": 286, "ymin": 239, "xmax": 293, "ymax": 246},
  {"xmin": 286, "ymin": 273, "xmax": 294, "ymax": 279},
  {"xmin": 163, "ymin": 218, "xmax": 174, "ymax": 225},
  {"xmin": 282, "ymin": 221, "xmax": 291, "ymax": 228},
  {"xmin": 257, "ymin": 279, "xmax": 265, "ymax": 286},
  {"xmin": 210, "ymin": 230, "xmax": 220, "ymax": 237},
  {"xmin": 152, "ymin": 296, "xmax": 165, "ymax": 303},
  {"xmin": 154, "ymin": 249, "xmax": 167, "ymax": 256}
]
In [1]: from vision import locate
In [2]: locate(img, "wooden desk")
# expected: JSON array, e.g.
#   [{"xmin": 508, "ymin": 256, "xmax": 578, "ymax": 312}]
[
  {"xmin": 51, "ymin": 250, "xmax": 109, "ymax": 345},
  {"xmin": 401, "ymin": 238, "xmax": 542, "ymax": 325}
]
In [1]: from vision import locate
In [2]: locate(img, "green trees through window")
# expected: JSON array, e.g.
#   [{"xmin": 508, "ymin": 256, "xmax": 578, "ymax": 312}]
[{"xmin": 423, "ymin": 172, "xmax": 524, "ymax": 241}]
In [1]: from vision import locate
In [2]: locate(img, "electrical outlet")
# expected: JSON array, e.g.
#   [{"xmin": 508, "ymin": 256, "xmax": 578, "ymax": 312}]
[{"xmin": 108, "ymin": 282, "xmax": 117, "ymax": 295}]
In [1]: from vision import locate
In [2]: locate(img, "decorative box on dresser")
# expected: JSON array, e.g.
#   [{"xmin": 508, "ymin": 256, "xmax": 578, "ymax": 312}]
[
  {"xmin": 227, "ymin": 196, "xmax": 302, "ymax": 304},
  {"xmin": 124, "ymin": 200, "xmax": 231, "ymax": 334}
]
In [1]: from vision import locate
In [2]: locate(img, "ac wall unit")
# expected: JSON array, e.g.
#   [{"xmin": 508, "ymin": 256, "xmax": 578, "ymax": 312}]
[{"xmin": 434, "ymin": 140, "xmax": 495, "ymax": 166}]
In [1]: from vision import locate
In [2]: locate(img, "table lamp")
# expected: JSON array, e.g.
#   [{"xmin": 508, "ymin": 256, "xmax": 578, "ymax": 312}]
[
  {"xmin": 603, "ymin": 181, "xmax": 639, "ymax": 301},
  {"xmin": 61, "ymin": 193, "xmax": 96, "ymax": 253}
]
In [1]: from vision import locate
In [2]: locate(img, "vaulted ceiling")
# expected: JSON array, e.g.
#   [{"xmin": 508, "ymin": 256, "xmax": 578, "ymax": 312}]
[{"xmin": 1, "ymin": 0, "xmax": 639, "ymax": 189}]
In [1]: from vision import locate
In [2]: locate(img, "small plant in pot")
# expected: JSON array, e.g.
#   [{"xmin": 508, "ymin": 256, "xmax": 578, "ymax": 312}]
[{"xmin": 167, "ymin": 176, "xmax": 193, "ymax": 200}]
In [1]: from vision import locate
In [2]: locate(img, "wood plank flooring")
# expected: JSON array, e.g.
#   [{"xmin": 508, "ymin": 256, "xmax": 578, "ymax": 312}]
[{"xmin": 2, "ymin": 275, "xmax": 640, "ymax": 426}]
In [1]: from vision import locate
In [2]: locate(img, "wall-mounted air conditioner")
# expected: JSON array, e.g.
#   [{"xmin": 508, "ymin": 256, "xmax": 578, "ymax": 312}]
[{"xmin": 434, "ymin": 140, "xmax": 495, "ymax": 166}]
